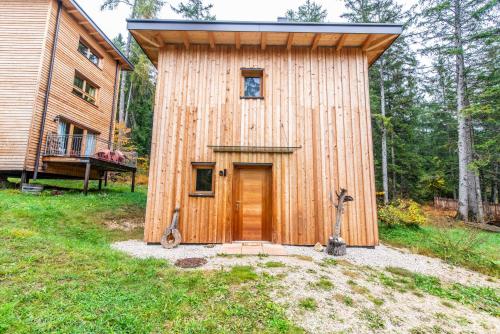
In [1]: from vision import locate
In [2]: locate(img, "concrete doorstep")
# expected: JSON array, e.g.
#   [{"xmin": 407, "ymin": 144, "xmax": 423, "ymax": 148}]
[{"xmin": 220, "ymin": 242, "xmax": 288, "ymax": 256}]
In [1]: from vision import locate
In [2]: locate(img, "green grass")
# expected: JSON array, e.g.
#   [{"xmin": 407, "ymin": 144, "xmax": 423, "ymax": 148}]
[
  {"xmin": 381, "ymin": 267, "xmax": 500, "ymax": 316},
  {"xmin": 0, "ymin": 181, "xmax": 301, "ymax": 333},
  {"xmin": 309, "ymin": 277, "xmax": 334, "ymax": 290},
  {"xmin": 263, "ymin": 261, "xmax": 286, "ymax": 268},
  {"xmin": 298, "ymin": 298, "xmax": 317, "ymax": 310},
  {"xmin": 379, "ymin": 223, "xmax": 500, "ymax": 277}
]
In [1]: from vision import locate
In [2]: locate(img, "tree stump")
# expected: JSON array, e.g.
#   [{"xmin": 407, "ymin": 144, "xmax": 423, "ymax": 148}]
[
  {"xmin": 325, "ymin": 236, "xmax": 346, "ymax": 256},
  {"xmin": 325, "ymin": 188, "xmax": 352, "ymax": 257}
]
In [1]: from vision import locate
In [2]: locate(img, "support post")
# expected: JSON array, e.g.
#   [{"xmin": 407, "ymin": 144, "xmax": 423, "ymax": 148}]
[
  {"xmin": 104, "ymin": 172, "xmax": 108, "ymax": 186},
  {"xmin": 131, "ymin": 171, "xmax": 136, "ymax": 192},
  {"xmin": 98, "ymin": 178, "xmax": 102, "ymax": 190},
  {"xmin": 21, "ymin": 170, "xmax": 28, "ymax": 184},
  {"xmin": 83, "ymin": 162, "xmax": 91, "ymax": 195}
]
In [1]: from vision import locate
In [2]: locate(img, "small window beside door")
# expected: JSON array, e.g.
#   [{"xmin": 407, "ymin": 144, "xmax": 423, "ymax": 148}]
[
  {"xmin": 241, "ymin": 68, "xmax": 264, "ymax": 99},
  {"xmin": 72, "ymin": 72, "xmax": 98, "ymax": 106},
  {"xmin": 190, "ymin": 162, "xmax": 215, "ymax": 197}
]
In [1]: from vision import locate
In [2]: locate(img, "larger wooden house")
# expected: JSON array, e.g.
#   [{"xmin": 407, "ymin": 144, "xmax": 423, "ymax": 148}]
[
  {"xmin": 129, "ymin": 20, "xmax": 402, "ymax": 246},
  {"xmin": 0, "ymin": 0, "xmax": 135, "ymax": 193}
]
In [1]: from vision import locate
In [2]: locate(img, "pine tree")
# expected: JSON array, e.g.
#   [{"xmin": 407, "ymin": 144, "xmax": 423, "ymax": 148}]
[
  {"xmin": 285, "ymin": 0, "xmax": 327, "ymax": 22},
  {"xmin": 171, "ymin": 0, "xmax": 216, "ymax": 20},
  {"xmin": 342, "ymin": 0, "xmax": 415, "ymax": 203},
  {"xmin": 417, "ymin": 0, "xmax": 498, "ymax": 222},
  {"xmin": 102, "ymin": 0, "xmax": 164, "ymax": 151},
  {"xmin": 101, "ymin": 0, "xmax": 164, "ymax": 138}
]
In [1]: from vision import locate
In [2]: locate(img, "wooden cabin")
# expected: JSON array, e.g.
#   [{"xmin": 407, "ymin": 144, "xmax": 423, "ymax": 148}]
[
  {"xmin": 0, "ymin": 0, "xmax": 135, "ymax": 193},
  {"xmin": 128, "ymin": 20, "xmax": 402, "ymax": 246}
]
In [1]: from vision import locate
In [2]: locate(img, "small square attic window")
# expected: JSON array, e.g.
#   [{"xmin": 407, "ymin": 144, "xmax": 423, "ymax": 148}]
[{"xmin": 241, "ymin": 68, "xmax": 264, "ymax": 99}]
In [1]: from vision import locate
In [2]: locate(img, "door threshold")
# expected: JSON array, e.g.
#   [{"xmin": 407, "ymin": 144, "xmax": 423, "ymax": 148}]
[
  {"xmin": 232, "ymin": 241, "xmax": 272, "ymax": 246},
  {"xmin": 221, "ymin": 242, "xmax": 288, "ymax": 256}
]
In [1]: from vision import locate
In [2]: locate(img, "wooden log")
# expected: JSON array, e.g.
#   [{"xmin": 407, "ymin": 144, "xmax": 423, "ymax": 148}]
[
  {"xmin": 161, "ymin": 208, "xmax": 182, "ymax": 248},
  {"xmin": 325, "ymin": 188, "xmax": 353, "ymax": 256}
]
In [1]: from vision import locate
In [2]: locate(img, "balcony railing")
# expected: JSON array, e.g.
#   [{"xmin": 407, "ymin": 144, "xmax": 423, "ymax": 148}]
[{"xmin": 43, "ymin": 133, "xmax": 137, "ymax": 168}]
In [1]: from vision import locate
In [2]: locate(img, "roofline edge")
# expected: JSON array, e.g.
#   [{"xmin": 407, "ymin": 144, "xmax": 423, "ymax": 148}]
[{"xmin": 69, "ymin": 0, "xmax": 134, "ymax": 70}]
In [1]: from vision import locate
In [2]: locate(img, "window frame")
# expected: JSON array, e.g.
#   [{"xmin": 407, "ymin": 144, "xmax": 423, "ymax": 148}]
[
  {"xmin": 189, "ymin": 162, "xmax": 216, "ymax": 197},
  {"xmin": 241, "ymin": 68, "xmax": 264, "ymax": 99},
  {"xmin": 72, "ymin": 72, "xmax": 99, "ymax": 106},
  {"xmin": 77, "ymin": 39, "xmax": 102, "ymax": 69}
]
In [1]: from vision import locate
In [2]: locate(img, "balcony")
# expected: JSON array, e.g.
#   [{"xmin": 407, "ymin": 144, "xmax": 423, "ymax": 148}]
[
  {"xmin": 43, "ymin": 133, "xmax": 137, "ymax": 168},
  {"xmin": 42, "ymin": 133, "xmax": 137, "ymax": 194}
]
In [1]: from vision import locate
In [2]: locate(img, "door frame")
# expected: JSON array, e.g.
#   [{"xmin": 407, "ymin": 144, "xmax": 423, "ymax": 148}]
[{"xmin": 232, "ymin": 163, "xmax": 273, "ymax": 242}]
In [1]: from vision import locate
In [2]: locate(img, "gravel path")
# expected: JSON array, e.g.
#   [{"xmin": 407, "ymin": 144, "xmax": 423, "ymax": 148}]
[
  {"xmin": 111, "ymin": 240, "xmax": 499, "ymax": 333},
  {"xmin": 112, "ymin": 240, "xmax": 495, "ymax": 287}
]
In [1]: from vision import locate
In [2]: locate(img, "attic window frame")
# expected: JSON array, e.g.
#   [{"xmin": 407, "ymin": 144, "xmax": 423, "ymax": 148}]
[
  {"xmin": 189, "ymin": 162, "xmax": 216, "ymax": 197},
  {"xmin": 77, "ymin": 38, "xmax": 103, "ymax": 69},
  {"xmin": 241, "ymin": 68, "xmax": 264, "ymax": 99}
]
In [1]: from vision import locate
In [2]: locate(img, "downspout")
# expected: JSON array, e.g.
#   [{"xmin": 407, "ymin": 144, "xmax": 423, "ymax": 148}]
[
  {"xmin": 109, "ymin": 61, "xmax": 121, "ymax": 148},
  {"xmin": 33, "ymin": 0, "xmax": 63, "ymax": 180}
]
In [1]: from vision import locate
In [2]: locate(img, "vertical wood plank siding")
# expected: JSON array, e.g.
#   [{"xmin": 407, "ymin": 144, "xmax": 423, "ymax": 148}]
[
  {"xmin": 145, "ymin": 45, "xmax": 378, "ymax": 246},
  {"xmin": 0, "ymin": 0, "xmax": 50, "ymax": 171}
]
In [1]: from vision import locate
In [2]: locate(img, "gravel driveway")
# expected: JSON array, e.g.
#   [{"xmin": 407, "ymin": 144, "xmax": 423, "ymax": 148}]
[{"xmin": 112, "ymin": 240, "xmax": 499, "ymax": 333}]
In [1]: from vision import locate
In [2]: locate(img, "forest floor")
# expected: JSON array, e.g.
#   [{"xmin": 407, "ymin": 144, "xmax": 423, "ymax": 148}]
[{"xmin": 1, "ymin": 179, "xmax": 499, "ymax": 333}]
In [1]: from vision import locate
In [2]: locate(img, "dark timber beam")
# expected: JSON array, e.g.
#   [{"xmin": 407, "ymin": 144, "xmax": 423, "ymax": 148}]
[
  {"xmin": 131, "ymin": 171, "xmax": 136, "ymax": 192},
  {"xmin": 83, "ymin": 162, "xmax": 91, "ymax": 195}
]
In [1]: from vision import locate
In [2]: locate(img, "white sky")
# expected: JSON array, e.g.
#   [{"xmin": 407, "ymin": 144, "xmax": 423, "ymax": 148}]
[{"xmin": 79, "ymin": 0, "xmax": 349, "ymax": 40}]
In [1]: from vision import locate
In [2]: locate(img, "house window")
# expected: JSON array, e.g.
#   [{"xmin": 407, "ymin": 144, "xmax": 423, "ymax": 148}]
[
  {"xmin": 78, "ymin": 40, "xmax": 101, "ymax": 67},
  {"xmin": 190, "ymin": 162, "xmax": 215, "ymax": 197},
  {"xmin": 241, "ymin": 68, "xmax": 264, "ymax": 99},
  {"xmin": 72, "ymin": 73, "xmax": 98, "ymax": 105}
]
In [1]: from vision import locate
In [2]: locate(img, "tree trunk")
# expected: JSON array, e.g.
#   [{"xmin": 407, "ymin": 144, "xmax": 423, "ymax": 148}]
[
  {"xmin": 124, "ymin": 83, "xmax": 134, "ymax": 127},
  {"xmin": 117, "ymin": 0, "xmax": 138, "ymax": 140},
  {"xmin": 493, "ymin": 163, "xmax": 498, "ymax": 204},
  {"xmin": 453, "ymin": 0, "xmax": 484, "ymax": 223},
  {"xmin": 379, "ymin": 58, "xmax": 389, "ymax": 205},
  {"xmin": 391, "ymin": 132, "xmax": 396, "ymax": 200},
  {"xmin": 326, "ymin": 189, "xmax": 352, "ymax": 256},
  {"xmin": 454, "ymin": 0, "xmax": 468, "ymax": 221}
]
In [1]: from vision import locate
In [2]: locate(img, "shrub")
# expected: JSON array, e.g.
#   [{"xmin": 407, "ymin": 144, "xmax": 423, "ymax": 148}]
[{"xmin": 378, "ymin": 199, "xmax": 426, "ymax": 227}]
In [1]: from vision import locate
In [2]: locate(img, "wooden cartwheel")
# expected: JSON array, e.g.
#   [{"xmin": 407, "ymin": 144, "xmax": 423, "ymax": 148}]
[{"xmin": 161, "ymin": 208, "xmax": 182, "ymax": 248}]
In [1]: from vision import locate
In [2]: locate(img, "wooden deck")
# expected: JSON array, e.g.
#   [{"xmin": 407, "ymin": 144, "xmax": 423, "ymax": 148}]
[{"xmin": 42, "ymin": 155, "xmax": 136, "ymax": 194}]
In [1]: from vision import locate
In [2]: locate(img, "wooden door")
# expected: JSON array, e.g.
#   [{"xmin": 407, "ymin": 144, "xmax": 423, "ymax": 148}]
[{"xmin": 233, "ymin": 166, "xmax": 272, "ymax": 241}]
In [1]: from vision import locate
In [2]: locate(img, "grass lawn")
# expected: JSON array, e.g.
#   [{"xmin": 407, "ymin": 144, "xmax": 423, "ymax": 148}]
[
  {"xmin": 379, "ymin": 222, "xmax": 500, "ymax": 278},
  {"xmin": 0, "ymin": 180, "xmax": 301, "ymax": 334}
]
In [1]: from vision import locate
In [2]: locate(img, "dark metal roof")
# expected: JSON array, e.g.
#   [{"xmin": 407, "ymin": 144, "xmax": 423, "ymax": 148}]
[
  {"xmin": 127, "ymin": 19, "xmax": 403, "ymax": 35},
  {"xmin": 69, "ymin": 0, "xmax": 133, "ymax": 70}
]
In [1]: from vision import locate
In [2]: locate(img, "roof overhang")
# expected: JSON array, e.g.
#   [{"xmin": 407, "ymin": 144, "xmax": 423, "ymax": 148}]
[
  {"xmin": 64, "ymin": 0, "xmax": 134, "ymax": 71},
  {"xmin": 127, "ymin": 19, "xmax": 402, "ymax": 68}
]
